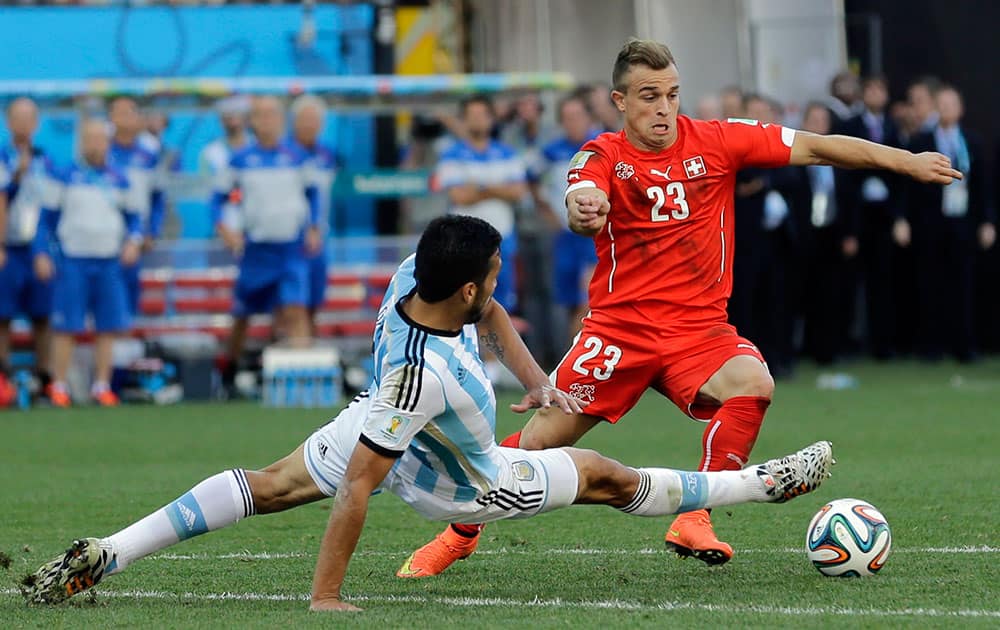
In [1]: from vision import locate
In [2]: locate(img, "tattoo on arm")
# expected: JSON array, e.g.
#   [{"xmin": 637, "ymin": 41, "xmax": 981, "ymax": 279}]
[{"xmin": 480, "ymin": 330, "xmax": 504, "ymax": 361}]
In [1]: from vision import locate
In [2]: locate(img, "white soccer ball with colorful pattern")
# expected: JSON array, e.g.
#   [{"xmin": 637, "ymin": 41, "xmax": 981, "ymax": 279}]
[{"xmin": 806, "ymin": 498, "xmax": 892, "ymax": 576}]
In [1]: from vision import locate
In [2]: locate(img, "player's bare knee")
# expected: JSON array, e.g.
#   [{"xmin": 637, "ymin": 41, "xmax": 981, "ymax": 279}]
[
  {"xmin": 740, "ymin": 369, "xmax": 774, "ymax": 399},
  {"xmin": 566, "ymin": 448, "xmax": 632, "ymax": 505},
  {"xmin": 246, "ymin": 462, "xmax": 300, "ymax": 514}
]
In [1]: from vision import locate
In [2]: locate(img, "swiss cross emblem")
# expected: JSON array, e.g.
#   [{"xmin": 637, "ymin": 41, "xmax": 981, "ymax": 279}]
[
  {"xmin": 615, "ymin": 161, "xmax": 635, "ymax": 180},
  {"xmin": 683, "ymin": 155, "xmax": 707, "ymax": 179}
]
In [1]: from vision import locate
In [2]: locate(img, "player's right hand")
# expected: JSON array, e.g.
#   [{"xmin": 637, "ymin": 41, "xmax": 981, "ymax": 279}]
[
  {"xmin": 0, "ymin": 247, "xmax": 6, "ymax": 270},
  {"xmin": 569, "ymin": 194, "xmax": 610, "ymax": 234},
  {"xmin": 34, "ymin": 253, "xmax": 54, "ymax": 281}
]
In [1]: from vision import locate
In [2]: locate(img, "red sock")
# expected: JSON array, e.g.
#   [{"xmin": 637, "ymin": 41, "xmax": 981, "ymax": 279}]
[
  {"xmin": 699, "ymin": 396, "xmax": 770, "ymax": 472},
  {"xmin": 499, "ymin": 431, "xmax": 522, "ymax": 448},
  {"xmin": 450, "ymin": 523, "xmax": 484, "ymax": 538}
]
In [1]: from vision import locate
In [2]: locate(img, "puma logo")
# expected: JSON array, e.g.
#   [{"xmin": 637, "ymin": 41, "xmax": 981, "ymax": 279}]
[{"xmin": 650, "ymin": 166, "xmax": 673, "ymax": 180}]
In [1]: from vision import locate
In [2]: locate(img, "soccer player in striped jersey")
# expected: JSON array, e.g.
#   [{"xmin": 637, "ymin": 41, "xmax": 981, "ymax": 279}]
[{"xmin": 22, "ymin": 216, "xmax": 834, "ymax": 611}]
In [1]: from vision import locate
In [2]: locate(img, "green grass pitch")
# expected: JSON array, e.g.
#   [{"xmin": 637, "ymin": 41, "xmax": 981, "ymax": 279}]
[{"xmin": 2, "ymin": 359, "xmax": 998, "ymax": 628}]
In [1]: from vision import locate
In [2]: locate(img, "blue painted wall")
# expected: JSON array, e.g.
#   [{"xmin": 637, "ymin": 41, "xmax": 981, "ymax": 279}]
[{"xmin": 0, "ymin": 5, "xmax": 375, "ymax": 237}]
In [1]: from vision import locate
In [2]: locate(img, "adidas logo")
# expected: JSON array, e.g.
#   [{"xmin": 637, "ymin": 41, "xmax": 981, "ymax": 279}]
[{"xmin": 178, "ymin": 502, "xmax": 197, "ymax": 530}]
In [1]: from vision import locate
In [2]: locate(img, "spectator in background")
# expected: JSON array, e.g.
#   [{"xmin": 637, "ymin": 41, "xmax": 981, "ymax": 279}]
[
  {"xmin": 907, "ymin": 76, "xmax": 942, "ymax": 137},
  {"xmin": 288, "ymin": 94, "xmax": 338, "ymax": 334},
  {"xmin": 211, "ymin": 96, "xmax": 320, "ymax": 395},
  {"xmin": 138, "ymin": 110, "xmax": 167, "ymax": 156},
  {"xmin": 694, "ymin": 93, "xmax": 723, "ymax": 121},
  {"xmin": 827, "ymin": 70, "xmax": 863, "ymax": 130},
  {"xmin": 33, "ymin": 118, "xmax": 141, "ymax": 408},
  {"xmin": 585, "ymin": 83, "xmax": 622, "ymax": 132},
  {"xmin": 500, "ymin": 91, "xmax": 554, "ymax": 152},
  {"xmin": 840, "ymin": 75, "xmax": 907, "ymax": 359},
  {"xmin": 108, "ymin": 96, "xmax": 166, "ymax": 315},
  {"xmin": 435, "ymin": 94, "xmax": 527, "ymax": 313},
  {"xmin": 200, "ymin": 95, "xmax": 251, "ymax": 234},
  {"xmin": 719, "ymin": 85, "xmax": 745, "ymax": 119},
  {"xmin": 906, "ymin": 85, "xmax": 994, "ymax": 362},
  {"xmin": 528, "ymin": 93, "xmax": 599, "ymax": 344},
  {"xmin": 0, "ymin": 97, "xmax": 55, "ymax": 406},
  {"xmin": 784, "ymin": 102, "xmax": 853, "ymax": 365}
]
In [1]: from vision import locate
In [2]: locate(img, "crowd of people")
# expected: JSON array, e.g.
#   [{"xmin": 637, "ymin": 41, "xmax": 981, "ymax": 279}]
[
  {"xmin": 0, "ymin": 93, "xmax": 337, "ymax": 407},
  {"xmin": 1, "ymin": 67, "xmax": 996, "ymax": 408}
]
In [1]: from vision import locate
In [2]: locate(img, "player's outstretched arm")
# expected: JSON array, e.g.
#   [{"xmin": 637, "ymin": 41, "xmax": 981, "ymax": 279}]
[
  {"xmin": 476, "ymin": 299, "xmax": 584, "ymax": 415},
  {"xmin": 310, "ymin": 442, "xmax": 395, "ymax": 613},
  {"xmin": 566, "ymin": 187, "xmax": 610, "ymax": 237},
  {"xmin": 789, "ymin": 132, "xmax": 961, "ymax": 185}
]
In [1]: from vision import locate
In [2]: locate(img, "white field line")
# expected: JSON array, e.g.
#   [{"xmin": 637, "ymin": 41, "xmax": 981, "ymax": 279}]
[
  {"xmin": 151, "ymin": 545, "xmax": 999, "ymax": 561},
  {"xmin": 2, "ymin": 587, "xmax": 998, "ymax": 618}
]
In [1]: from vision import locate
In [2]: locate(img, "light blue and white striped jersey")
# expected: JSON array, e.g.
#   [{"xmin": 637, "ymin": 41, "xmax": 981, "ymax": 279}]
[
  {"xmin": 435, "ymin": 139, "xmax": 526, "ymax": 237},
  {"xmin": 0, "ymin": 144, "xmax": 54, "ymax": 245},
  {"xmin": 108, "ymin": 140, "xmax": 166, "ymax": 238},
  {"xmin": 35, "ymin": 161, "xmax": 141, "ymax": 258},
  {"xmin": 210, "ymin": 140, "xmax": 319, "ymax": 244},
  {"xmin": 358, "ymin": 254, "xmax": 506, "ymax": 503}
]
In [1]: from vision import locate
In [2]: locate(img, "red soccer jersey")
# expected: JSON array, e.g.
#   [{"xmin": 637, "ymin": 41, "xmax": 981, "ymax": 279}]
[{"xmin": 565, "ymin": 114, "xmax": 795, "ymax": 328}]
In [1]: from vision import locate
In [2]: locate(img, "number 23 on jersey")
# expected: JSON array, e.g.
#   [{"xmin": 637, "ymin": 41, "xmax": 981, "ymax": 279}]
[
  {"xmin": 571, "ymin": 336, "xmax": 623, "ymax": 381},
  {"xmin": 646, "ymin": 182, "xmax": 690, "ymax": 222}
]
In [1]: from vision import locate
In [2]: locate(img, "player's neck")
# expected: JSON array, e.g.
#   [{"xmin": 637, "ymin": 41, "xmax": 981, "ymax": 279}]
[
  {"xmin": 13, "ymin": 137, "xmax": 32, "ymax": 151},
  {"xmin": 401, "ymin": 294, "xmax": 464, "ymax": 336}
]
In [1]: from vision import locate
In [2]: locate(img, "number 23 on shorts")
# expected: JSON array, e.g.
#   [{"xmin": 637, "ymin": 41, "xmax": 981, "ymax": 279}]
[{"xmin": 571, "ymin": 336, "xmax": 623, "ymax": 381}]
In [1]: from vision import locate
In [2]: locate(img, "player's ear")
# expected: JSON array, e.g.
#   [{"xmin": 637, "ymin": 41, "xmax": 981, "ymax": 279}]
[
  {"xmin": 460, "ymin": 281, "xmax": 477, "ymax": 305},
  {"xmin": 611, "ymin": 90, "xmax": 626, "ymax": 113}
]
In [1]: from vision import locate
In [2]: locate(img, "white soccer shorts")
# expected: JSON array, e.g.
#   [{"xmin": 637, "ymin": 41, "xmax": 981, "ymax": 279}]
[{"xmin": 302, "ymin": 396, "xmax": 579, "ymax": 523}]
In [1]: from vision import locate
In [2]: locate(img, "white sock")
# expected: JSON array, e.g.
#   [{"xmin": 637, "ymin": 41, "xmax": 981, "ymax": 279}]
[
  {"xmin": 103, "ymin": 469, "xmax": 255, "ymax": 575},
  {"xmin": 619, "ymin": 467, "xmax": 770, "ymax": 517}
]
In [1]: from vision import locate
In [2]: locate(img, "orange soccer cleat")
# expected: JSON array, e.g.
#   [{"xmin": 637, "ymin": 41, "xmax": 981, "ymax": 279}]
[
  {"xmin": 91, "ymin": 389, "xmax": 119, "ymax": 407},
  {"xmin": 46, "ymin": 383, "xmax": 72, "ymax": 408},
  {"xmin": 396, "ymin": 526, "xmax": 480, "ymax": 578},
  {"xmin": 665, "ymin": 509, "xmax": 734, "ymax": 565}
]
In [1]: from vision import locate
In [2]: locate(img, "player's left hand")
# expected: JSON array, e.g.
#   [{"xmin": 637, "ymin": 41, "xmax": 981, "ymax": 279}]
[
  {"xmin": 905, "ymin": 152, "xmax": 962, "ymax": 185},
  {"xmin": 309, "ymin": 598, "xmax": 362, "ymax": 613},
  {"xmin": 511, "ymin": 384, "xmax": 587, "ymax": 415}
]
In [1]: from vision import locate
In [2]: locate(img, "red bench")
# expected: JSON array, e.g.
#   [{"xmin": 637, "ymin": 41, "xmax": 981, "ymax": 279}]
[{"xmin": 9, "ymin": 266, "xmax": 395, "ymax": 346}]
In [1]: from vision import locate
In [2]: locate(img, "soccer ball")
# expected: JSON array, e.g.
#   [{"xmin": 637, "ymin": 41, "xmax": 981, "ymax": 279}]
[{"xmin": 806, "ymin": 498, "xmax": 891, "ymax": 577}]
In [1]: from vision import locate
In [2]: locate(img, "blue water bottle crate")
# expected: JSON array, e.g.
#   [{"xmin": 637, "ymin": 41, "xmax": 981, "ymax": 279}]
[{"xmin": 261, "ymin": 344, "xmax": 343, "ymax": 408}]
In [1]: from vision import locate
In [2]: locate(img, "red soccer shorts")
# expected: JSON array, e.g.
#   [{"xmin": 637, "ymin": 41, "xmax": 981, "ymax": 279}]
[{"xmin": 553, "ymin": 315, "xmax": 767, "ymax": 423}]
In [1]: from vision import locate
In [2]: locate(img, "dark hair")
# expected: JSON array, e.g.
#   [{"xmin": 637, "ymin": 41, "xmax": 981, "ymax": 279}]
[
  {"xmin": 802, "ymin": 100, "xmax": 831, "ymax": 121},
  {"xmin": 459, "ymin": 94, "xmax": 495, "ymax": 118},
  {"xmin": 414, "ymin": 215, "xmax": 502, "ymax": 303},
  {"xmin": 612, "ymin": 38, "xmax": 676, "ymax": 93},
  {"xmin": 909, "ymin": 75, "xmax": 942, "ymax": 96},
  {"xmin": 557, "ymin": 93, "xmax": 593, "ymax": 123},
  {"xmin": 862, "ymin": 74, "xmax": 888, "ymax": 90}
]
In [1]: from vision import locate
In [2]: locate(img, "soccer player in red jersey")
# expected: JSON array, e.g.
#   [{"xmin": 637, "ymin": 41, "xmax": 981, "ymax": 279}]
[{"xmin": 400, "ymin": 38, "xmax": 960, "ymax": 576}]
